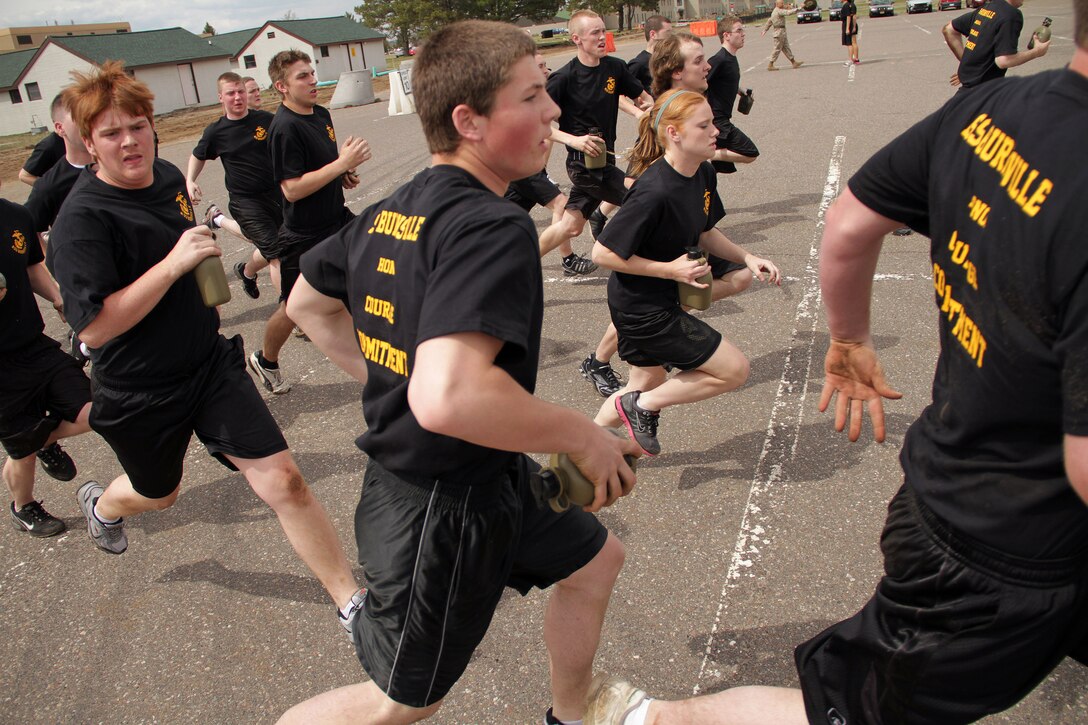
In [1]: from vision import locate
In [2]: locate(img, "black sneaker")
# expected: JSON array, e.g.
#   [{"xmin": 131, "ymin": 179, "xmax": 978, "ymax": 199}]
[
  {"xmin": 616, "ymin": 391, "xmax": 661, "ymax": 456},
  {"xmin": 588, "ymin": 208, "xmax": 609, "ymax": 238},
  {"xmin": 562, "ymin": 253, "xmax": 598, "ymax": 276},
  {"xmin": 892, "ymin": 227, "xmax": 913, "ymax": 236},
  {"xmin": 10, "ymin": 500, "xmax": 67, "ymax": 537},
  {"xmin": 234, "ymin": 261, "xmax": 260, "ymax": 299},
  {"xmin": 69, "ymin": 328, "xmax": 90, "ymax": 367},
  {"xmin": 580, "ymin": 355, "xmax": 622, "ymax": 397},
  {"xmin": 37, "ymin": 442, "xmax": 76, "ymax": 481}
]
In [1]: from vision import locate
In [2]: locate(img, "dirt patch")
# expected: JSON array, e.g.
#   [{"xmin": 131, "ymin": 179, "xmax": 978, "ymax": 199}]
[{"xmin": 2, "ymin": 77, "xmax": 390, "ymax": 187}]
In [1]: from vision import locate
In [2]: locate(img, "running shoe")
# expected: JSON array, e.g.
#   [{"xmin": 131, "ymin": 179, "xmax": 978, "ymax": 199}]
[
  {"xmin": 584, "ymin": 674, "xmax": 648, "ymax": 725},
  {"xmin": 248, "ymin": 351, "xmax": 291, "ymax": 394},
  {"xmin": 580, "ymin": 355, "xmax": 622, "ymax": 397},
  {"xmin": 202, "ymin": 203, "xmax": 223, "ymax": 230},
  {"xmin": 615, "ymin": 391, "xmax": 660, "ymax": 456},
  {"xmin": 562, "ymin": 253, "xmax": 598, "ymax": 276},
  {"xmin": 76, "ymin": 481, "xmax": 127, "ymax": 555},
  {"xmin": 10, "ymin": 500, "xmax": 66, "ymax": 537},
  {"xmin": 37, "ymin": 442, "xmax": 76, "ymax": 481},
  {"xmin": 69, "ymin": 328, "xmax": 90, "ymax": 367},
  {"xmin": 234, "ymin": 261, "xmax": 259, "ymax": 299},
  {"xmin": 338, "ymin": 587, "xmax": 367, "ymax": 640}
]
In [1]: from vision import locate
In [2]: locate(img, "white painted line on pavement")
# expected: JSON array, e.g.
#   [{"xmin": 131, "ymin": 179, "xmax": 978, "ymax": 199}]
[
  {"xmin": 693, "ymin": 135, "xmax": 846, "ymax": 694},
  {"xmin": 910, "ymin": 22, "xmax": 933, "ymax": 34},
  {"xmin": 849, "ymin": 63, "xmax": 856, "ymax": 82}
]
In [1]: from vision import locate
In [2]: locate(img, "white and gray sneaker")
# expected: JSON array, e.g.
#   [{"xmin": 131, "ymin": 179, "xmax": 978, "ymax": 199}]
[
  {"xmin": 248, "ymin": 351, "xmax": 291, "ymax": 394},
  {"xmin": 76, "ymin": 481, "xmax": 127, "ymax": 555},
  {"xmin": 338, "ymin": 587, "xmax": 367, "ymax": 641}
]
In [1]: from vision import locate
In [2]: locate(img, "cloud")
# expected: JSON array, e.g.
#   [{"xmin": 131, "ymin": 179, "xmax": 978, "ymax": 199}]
[{"xmin": 1, "ymin": 0, "xmax": 358, "ymax": 35}]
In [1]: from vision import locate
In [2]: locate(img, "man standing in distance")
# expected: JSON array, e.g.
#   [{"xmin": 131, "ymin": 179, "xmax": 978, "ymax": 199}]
[
  {"xmin": 761, "ymin": 0, "xmax": 804, "ymax": 71},
  {"xmin": 283, "ymin": 19, "xmax": 639, "ymax": 724},
  {"xmin": 537, "ymin": 10, "xmax": 653, "ymax": 275},
  {"xmin": 251, "ymin": 50, "xmax": 370, "ymax": 394},
  {"xmin": 46, "ymin": 63, "xmax": 365, "ymax": 638},
  {"xmin": 943, "ymin": 0, "xmax": 1049, "ymax": 88},
  {"xmin": 707, "ymin": 17, "xmax": 760, "ymax": 174},
  {"xmin": 186, "ymin": 72, "xmax": 278, "ymax": 301}
]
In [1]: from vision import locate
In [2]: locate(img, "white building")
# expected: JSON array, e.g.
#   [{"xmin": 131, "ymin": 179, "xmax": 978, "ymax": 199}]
[
  {"xmin": 0, "ymin": 27, "xmax": 230, "ymax": 136},
  {"xmin": 213, "ymin": 17, "xmax": 387, "ymax": 91}
]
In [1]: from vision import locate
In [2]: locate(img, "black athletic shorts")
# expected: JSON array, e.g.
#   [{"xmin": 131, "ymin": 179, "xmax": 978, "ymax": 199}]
[
  {"xmin": 351, "ymin": 454, "xmax": 608, "ymax": 708},
  {"xmin": 278, "ymin": 209, "xmax": 355, "ymax": 303},
  {"xmin": 0, "ymin": 337, "xmax": 90, "ymax": 459},
  {"xmin": 609, "ymin": 304, "xmax": 722, "ymax": 371},
  {"xmin": 796, "ymin": 484, "xmax": 1088, "ymax": 725},
  {"xmin": 228, "ymin": 193, "xmax": 283, "ymax": 260},
  {"xmin": 89, "ymin": 334, "xmax": 288, "ymax": 498},
  {"xmin": 565, "ymin": 153, "xmax": 629, "ymax": 219},
  {"xmin": 505, "ymin": 170, "xmax": 562, "ymax": 212},
  {"xmin": 709, "ymin": 255, "xmax": 746, "ymax": 279},
  {"xmin": 712, "ymin": 123, "xmax": 760, "ymax": 175}
]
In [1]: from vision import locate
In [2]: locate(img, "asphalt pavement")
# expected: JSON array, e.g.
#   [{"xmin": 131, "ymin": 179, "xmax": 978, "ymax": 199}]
[{"xmin": 3, "ymin": 2, "xmax": 1086, "ymax": 722}]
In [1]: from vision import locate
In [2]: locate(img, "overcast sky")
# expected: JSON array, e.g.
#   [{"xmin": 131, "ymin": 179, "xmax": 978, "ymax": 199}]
[{"xmin": 0, "ymin": 0, "xmax": 362, "ymax": 36}]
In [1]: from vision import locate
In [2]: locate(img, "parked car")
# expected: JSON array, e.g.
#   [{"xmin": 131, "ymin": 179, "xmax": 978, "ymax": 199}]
[
  {"xmin": 869, "ymin": 0, "xmax": 895, "ymax": 16},
  {"xmin": 907, "ymin": 0, "xmax": 933, "ymax": 12},
  {"xmin": 939, "ymin": 0, "xmax": 963, "ymax": 9},
  {"xmin": 829, "ymin": 0, "xmax": 844, "ymax": 20},
  {"xmin": 797, "ymin": 4, "xmax": 823, "ymax": 22}
]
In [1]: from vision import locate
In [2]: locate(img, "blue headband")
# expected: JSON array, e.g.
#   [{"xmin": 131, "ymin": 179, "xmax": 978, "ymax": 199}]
[{"xmin": 653, "ymin": 90, "xmax": 698, "ymax": 132}]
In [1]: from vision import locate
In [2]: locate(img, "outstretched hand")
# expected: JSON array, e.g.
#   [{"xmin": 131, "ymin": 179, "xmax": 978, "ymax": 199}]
[{"xmin": 818, "ymin": 339, "xmax": 902, "ymax": 442}]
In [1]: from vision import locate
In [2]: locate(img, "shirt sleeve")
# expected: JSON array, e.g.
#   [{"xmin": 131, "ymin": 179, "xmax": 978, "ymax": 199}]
[
  {"xmin": 23, "ymin": 181, "xmax": 53, "ymax": 233},
  {"xmin": 22, "ymin": 134, "xmax": 64, "ymax": 177},
  {"xmin": 546, "ymin": 66, "xmax": 566, "ymax": 106},
  {"xmin": 951, "ymin": 9, "xmax": 977, "ymax": 36},
  {"xmin": 617, "ymin": 60, "xmax": 646, "ymax": 99},
  {"xmin": 46, "ymin": 210, "xmax": 123, "ymax": 335},
  {"xmin": 269, "ymin": 120, "xmax": 307, "ymax": 182},
  {"xmin": 597, "ymin": 184, "xmax": 658, "ymax": 260},
  {"xmin": 846, "ymin": 107, "xmax": 942, "ymax": 236},
  {"xmin": 299, "ymin": 225, "xmax": 351, "ymax": 305},
  {"xmin": 415, "ymin": 212, "xmax": 539, "ymax": 355},
  {"xmin": 703, "ymin": 165, "xmax": 727, "ymax": 232},
  {"xmin": 192, "ymin": 123, "xmax": 217, "ymax": 161},
  {"xmin": 993, "ymin": 10, "xmax": 1024, "ymax": 58}
]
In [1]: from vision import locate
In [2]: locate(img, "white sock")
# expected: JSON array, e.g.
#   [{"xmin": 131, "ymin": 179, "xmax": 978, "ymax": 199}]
[
  {"xmin": 212, "ymin": 213, "xmax": 226, "ymax": 227},
  {"xmin": 92, "ymin": 501, "xmax": 120, "ymax": 526},
  {"xmin": 625, "ymin": 699, "xmax": 651, "ymax": 725}
]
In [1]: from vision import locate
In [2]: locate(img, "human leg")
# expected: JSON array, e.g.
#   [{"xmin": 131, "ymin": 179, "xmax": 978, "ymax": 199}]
[
  {"xmin": 278, "ymin": 681, "xmax": 441, "ymax": 725},
  {"xmin": 585, "ymin": 677, "xmax": 805, "ymax": 725},
  {"xmin": 594, "ymin": 364, "xmax": 668, "ymax": 428},
  {"xmin": 581, "ymin": 324, "xmax": 624, "ymax": 398},
  {"xmin": 636, "ymin": 338, "xmax": 749, "ymax": 411}
]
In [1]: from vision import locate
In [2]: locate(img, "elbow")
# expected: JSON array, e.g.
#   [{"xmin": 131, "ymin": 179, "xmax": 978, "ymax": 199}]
[
  {"xmin": 76, "ymin": 326, "xmax": 106, "ymax": 349},
  {"xmin": 280, "ymin": 184, "xmax": 299, "ymax": 203},
  {"xmin": 407, "ymin": 376, "xmax": 460, "ymax": 437},
  {"xmin": 590, "ymin": 242, "xmax": 611, "ymax": 267},
  {"xmin": 994, "ymin": 56, "xmax": 1012, "ymax": 70}
]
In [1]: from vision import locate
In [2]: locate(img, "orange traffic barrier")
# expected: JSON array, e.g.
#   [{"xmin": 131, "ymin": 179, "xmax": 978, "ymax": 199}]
[
  {"xmin": 605, "ymin": 31, "xmax": 616, "ymax": 52},
  {"xmin": 690, "ymin": 20, "xmax": 718, "ymax": 37}
]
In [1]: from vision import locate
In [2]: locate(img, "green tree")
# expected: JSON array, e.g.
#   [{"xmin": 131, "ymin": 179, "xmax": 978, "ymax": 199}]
[
  {"xmin": 203, "ymin": 22, "xmax": 216, "ymax": 35},
  {"xmin": 355, "ymin": 0, "xmax": 562, "ymax": 50}
]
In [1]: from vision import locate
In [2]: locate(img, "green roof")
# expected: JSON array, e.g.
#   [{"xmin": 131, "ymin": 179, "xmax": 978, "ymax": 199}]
[
  {"xmin": 48, "ymin": 27, "xmax": 230, "ymax": 68},
  {"xmin": 210, "ymin": 28, "xmax": 259, "ymax": 57},
  {"xmin": 0, "ymin": 48, "xmax": 36, "ymax": 88},
  {"xmin": 270, "ymin": 17, "xmax": 385, "ymax": 45}
]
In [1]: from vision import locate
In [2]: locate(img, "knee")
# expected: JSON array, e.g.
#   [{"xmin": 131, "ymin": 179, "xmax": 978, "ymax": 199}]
[
  {"xmin": 732, "ymin": 268, "xmax": 754, "ymax": 292},
  {"xmin": 728, "ymin": 353, "xmax": 751, "ymax": 388},
  {"xmin": 148, "ymin": 486, "xmax": 181, "ymax": 510},
  {"xmin": 252, "ymin": 463, "xmax": 311, "ymax": 506}
]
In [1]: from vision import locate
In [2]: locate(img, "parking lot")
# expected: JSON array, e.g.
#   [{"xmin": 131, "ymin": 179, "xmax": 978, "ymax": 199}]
[{"xmin": 2, "ymin": 2, "xmax": 1086, "ymax": 721}]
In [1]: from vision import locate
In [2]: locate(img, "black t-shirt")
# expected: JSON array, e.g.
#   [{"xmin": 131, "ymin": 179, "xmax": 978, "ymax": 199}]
[
  {"xmin": 192, "ymin": 110, "xmax": 277, "ymax": 198},
  {"xmin": 848, "ymin": 68, "xmax": 1088, "ymax": 559},
  {"xmin": 301, "ymin": 165, "xmax": 542, "ymax": 481},
  {"xmin": 707, "ymin": 48, "xmax": 741, "ymax": 128},
  {"xmin": 0, "ymin": 200, "xmax": 51, "ymax": 354},
  {"xmin": 24, "ymin": 158, "xmax": 84, "ymax": 232},
  {"xmin": 22, "ymin": 133, "xmax": 65, "ymax": 177},
  {"xmin": 47, "ymin": 160, "xmax": 219, "ymax": 385},
  {"xmin": 951, "ymin": 0, "xmax": 1023, "ymax": 88},
  {"xmin": 547, "ymin": 56, "xmax": 645, "ymax": 151},
  {"xmin": 598, "ymin": 159, "xmax": 725, "ymax": 315},
  {"xmin": 627, "ymin": 49, "xmax": 652, "ymax": 98},
  {"xmin": 842, "ymin": 1, "xmax": 858, "ymax": 33},
  {"xmin": 268, "ymin": 104, "xmax": 345, "ymax": 235}
]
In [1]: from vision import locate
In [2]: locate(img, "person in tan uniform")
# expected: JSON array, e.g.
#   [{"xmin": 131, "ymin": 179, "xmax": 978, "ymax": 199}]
[{"xmin": 762, "ymin": 0, "xmax": 804, "ymax": 70}]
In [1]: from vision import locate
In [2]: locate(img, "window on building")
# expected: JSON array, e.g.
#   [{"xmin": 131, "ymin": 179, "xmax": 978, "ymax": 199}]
[
  {"xmin": 267, "ymin": 31, "xmax": 276, "ymax": 39},
  {"xmin": 244, "ymin": 54, "xmax": 257, "ymax": 69},
  {"xmin": 25, "ymin": 82, "xmax": 41, "ymax": 101},
  {"xmin": 320, "ymin": 45, "xmax": 330, "ymax": 58},
  {"xmin": 9, "ymin": 89, "xmax": 23, "ymax": 104},
  {"xmin": 116, "ymin": 28, "xmax": 128, "ymax": 33},
  {"xmin": 16, "ymin": 35, "xmax": 33, "ymax": 45}
]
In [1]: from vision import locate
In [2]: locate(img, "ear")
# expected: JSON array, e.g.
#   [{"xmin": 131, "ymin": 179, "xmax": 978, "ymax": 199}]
[
  {"xmin": 664, "ymin": 123, "xmax": 682, "ymax": 145},
  {"xmin": 450, "ymin": 103, "xmax": 485, "ymax": 143},
  {"xmin": 53, "ymin": 119, "xmax": 65, "ymax": 136},
  {"xmin": 82, "ymin": 135, "xmax": 97, "ymax": 158}
]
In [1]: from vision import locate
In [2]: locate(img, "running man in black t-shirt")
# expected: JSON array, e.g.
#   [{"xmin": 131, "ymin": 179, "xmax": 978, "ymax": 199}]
[
  {"xmin": 249, "ymin": 50, "xmax": 371, "ymax": 395},
  {"xmin": 46, "ymin": 62, "xmax": 365, "ymax": 636},
  {"xmin": 0, "ymin": 199, "xmax": 95, "ymax": 538},
  {"xmin": 707, "ymin": 17, "xmax": 760, "ymax": 174},
  {"xmin": 24, "ymin": 95, "xmax": 94, "ymax": 248},
  {"xmin": 943, "ymin": 0, "xmax": 1049, "ymax": 88},
  {"xmin": 589, "ymin": 91, "xmax": 779, "ymax": 457},
  {"xmin": 537, "ymin": 10, "xmax": 653, "ymax": 276},
  {"xmin": 282, "ymin": 20, "xmax": 640, "ymax": 725},
  {"xmin": 19, "ymin": 125, "xmax": 65, "ymax": 187},
  {"xmin": 186, "ymin": 72, "xmax": 280, "ymax": 301},
  {"xmin": 583, "ymin": 6, "xmax": 1088, "ymax": 723}
]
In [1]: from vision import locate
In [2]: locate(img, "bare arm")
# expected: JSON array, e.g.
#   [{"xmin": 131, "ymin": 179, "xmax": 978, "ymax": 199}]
[
  {"xmin": 286, "ymin": 276, "xmax": 368, "ymax": 384},
  {"xmin": 185, "ymin": 155, "xmax": 206, "ymax": 205},
  {"xmin": 1064, "ymin": 435, "xmax": 1088, "ymax": 506},
  {"xmin": 995, "ymin": 37, "xmax": 1049, "ymax": 69},
  {"xmin": 27, "ymin": 262, "xmax": 63, "ymax": 319},
  {"xmin": 549, "ymin": 126, "xmax": 604, "ymax": 157},
  {"xmin": 18, "ymin": 169, "xmax": 38, "ymax": 186},
  {"xmin": 817, "ymin": 188, "xmax": 903, "ymax": 441},
  {"xmin": 591, "ymin": 241, "xmax": 710, "ymax": 286},
  {"xmin": 942, "ymin": 22, "xmax": 965, "ymax": 60},
  {"xmin": 77, "ymin": 226, "xmax": 219, "ymax": 348},
  {"xmin": 408, "ymin": 332, "xmax": 640, "ymax": 511},
  {"xmin": 280, "ymin": 135, "xmax": 370, "ymax": 203},
  {"xmin": 699, "ymin": 227, "xmax": 781, "ymax": 285},
  {"xmin": 619, "ymin": 95, "xmax": 644, "ymax": 119}
]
